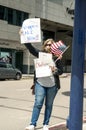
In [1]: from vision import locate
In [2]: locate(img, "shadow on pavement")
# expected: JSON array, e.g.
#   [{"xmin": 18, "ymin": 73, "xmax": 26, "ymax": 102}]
[{"xmin": 62, "ymin": 88, "xmax": 86, "ymax": 98}]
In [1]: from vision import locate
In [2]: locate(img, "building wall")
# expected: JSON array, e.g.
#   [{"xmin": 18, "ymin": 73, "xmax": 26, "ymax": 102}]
[
  {"xmin": 0, "ymin": 0, "xmax": 75, "ymax": 74},
  {"xmin": 34, "ymin": 0, "xmax": 74, "ymax": 26}
]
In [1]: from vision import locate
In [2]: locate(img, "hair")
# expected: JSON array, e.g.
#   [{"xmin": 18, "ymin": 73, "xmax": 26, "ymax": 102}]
[{"xmin": 42, "ymin": 38, "xmax": 54, "ymax": 51}]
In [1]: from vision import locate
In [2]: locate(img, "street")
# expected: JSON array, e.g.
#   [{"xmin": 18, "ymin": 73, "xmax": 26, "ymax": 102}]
[{"xmin": 0, "ymin": 75, "xmax": 86, "ymax": 130}]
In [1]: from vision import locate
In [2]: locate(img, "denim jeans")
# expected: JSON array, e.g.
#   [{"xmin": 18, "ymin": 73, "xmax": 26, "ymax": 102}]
[{"xmin": 30, "ymin": 82, "xmax": 58, "ymax": 126}]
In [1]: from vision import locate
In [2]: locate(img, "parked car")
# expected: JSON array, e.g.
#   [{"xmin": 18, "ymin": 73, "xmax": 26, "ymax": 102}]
[{"xmin": 0, "ymin": 62, "xmax": 22, "ymax": 80}]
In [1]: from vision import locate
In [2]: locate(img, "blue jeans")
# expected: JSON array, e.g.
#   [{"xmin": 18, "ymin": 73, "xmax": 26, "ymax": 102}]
[{"xmin": 30, "ymin": 82, "xmax": 58, "ymax": 126}]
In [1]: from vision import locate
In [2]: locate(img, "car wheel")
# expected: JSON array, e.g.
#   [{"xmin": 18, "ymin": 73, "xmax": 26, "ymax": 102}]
[{"xmin": 15, "ymin": 73, "xmax": 21, "ymax": 80}]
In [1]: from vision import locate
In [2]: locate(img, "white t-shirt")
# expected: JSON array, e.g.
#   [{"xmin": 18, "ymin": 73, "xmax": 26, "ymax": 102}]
[{"xmin": 37, "ymin": 75, "xmax": 55, "ymax": 87}]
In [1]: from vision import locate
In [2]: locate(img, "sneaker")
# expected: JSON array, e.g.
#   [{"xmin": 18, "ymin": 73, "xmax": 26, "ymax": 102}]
[
  {"xmin": 43, "ymin": 125, "xmax": 49, "ymax": 130},
  {"xmin": 25, "ymin": 125, "xmax": 35, "ymax": 130}
]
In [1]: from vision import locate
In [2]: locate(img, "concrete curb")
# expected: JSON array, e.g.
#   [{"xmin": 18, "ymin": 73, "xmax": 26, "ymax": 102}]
[
  {"xmin": 49, "ymin": 122, "xmax": 67, "ymax": 130},
  {"xmin": 21, "ymin": 73, "xmax": 70, "ymax": 80},
  {"xmin": 22, "ymin": 74, "xmax": 33, "ymax": 79},
  {"xmin": 49, "ymin": 116, "xmax": 86, "ymax": 130}
]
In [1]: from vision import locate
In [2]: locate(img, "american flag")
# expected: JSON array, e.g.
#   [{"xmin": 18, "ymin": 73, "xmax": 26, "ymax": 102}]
[{"xmin": 51, "ymin": 40, "xmax": 68, "ymax": 56}]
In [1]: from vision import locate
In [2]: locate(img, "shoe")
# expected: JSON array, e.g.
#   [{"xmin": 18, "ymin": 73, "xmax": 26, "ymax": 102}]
[
  {"xmin": 43, "ymin": 125, "xmax": 49, "ymax": 130},
  {"xmin": 25, "ymin": 125, "xmax": 35, "ymax": 130}
]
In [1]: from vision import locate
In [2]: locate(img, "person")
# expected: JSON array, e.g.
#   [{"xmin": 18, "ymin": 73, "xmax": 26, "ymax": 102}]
[{"xmin": 23, "ymin": 38, "xmax": 63, "ymax": 130}]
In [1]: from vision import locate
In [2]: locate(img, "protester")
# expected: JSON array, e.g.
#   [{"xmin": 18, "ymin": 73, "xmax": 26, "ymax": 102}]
[{"xmin": 21, "ymin": 38, "xmax": 63, "ymax": 130}]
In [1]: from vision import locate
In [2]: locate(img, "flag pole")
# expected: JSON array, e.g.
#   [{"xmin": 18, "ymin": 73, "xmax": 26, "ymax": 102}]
[{"xmin": 55, "ymin": 45, "xmax": 70, "ymax": 63}]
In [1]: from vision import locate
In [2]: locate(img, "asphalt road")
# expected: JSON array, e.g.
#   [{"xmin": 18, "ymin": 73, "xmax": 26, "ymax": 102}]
[{"xmin": 0, "ymin": 74, "xmax": 86, "ymax": 130}]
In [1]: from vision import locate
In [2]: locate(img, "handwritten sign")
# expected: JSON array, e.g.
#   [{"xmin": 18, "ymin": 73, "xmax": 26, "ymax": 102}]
[
  {"xmin": 20, "ymin": 18, "xmax": 41, "ymax": 43},
  {"xmin": 34, "ymin": 59, "xmax": 52, "ymax": 78},
  {"xmin": 34, "ymin": 52, "xmax": 55, "ymax": 78}
]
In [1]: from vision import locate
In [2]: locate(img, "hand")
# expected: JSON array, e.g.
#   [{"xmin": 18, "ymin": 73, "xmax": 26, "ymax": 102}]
[
  {"xmin": 19, "ymin": 28, "xmax": 23, "ymax": 35},
  {"xmin": 57, "ymin": 54, "xmax": 62, "ymax": 60},
  {"xmin": 49, "ymin": 66, "xmax": 57, "ymax": 72}
]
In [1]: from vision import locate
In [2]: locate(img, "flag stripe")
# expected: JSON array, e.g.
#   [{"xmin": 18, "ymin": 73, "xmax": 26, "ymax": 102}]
[{"xmin": 51, "ymin": 40, "xmax": 67, "ymax": 56}]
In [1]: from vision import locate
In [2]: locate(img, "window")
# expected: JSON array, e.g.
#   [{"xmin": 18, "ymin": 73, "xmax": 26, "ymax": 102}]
[
  {"xmin": 0, "ymin": 51, "xmax": 12, "ymax": 63},
  {"xmin": 8, "ymin": 8, "xmax": 13, "ymax": 24},
  {"xmin": 0, "ymin": 5, "xmax": 6, "ymax": 20},
  {"xmin": 0, "ymin": 5, "xmax": 29, "ymax": 26},
  {"xmin": 16, "ymin": 10, "xmax": 22, "ymax": 26},
  {"xmin": 0, "ymin": 62, "xmax": 6, "ymax": 68},
  {"xmin": 15, "ymin": 10, "xmax": 28, "ymax": 26}
]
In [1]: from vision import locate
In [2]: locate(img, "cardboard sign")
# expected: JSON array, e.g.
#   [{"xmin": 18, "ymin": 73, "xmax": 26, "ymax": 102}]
[{"xmin": 20, "ymin": 18, "xmax": 41, "ymax": 43}]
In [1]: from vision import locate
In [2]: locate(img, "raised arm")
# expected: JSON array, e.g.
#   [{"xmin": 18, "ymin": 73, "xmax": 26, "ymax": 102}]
[{"xmin": 25, "ymin": 43, "xmax": 40, "ymax": 58}]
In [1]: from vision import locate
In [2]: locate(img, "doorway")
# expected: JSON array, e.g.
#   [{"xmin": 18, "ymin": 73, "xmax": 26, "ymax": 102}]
[{"xmin": 15, "ymin": 51, "xmax": 23, "ymax": 72}]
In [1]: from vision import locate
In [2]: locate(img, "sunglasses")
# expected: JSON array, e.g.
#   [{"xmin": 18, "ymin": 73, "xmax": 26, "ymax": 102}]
[{"xmin": 45, "ymin": 44, "xmax": 51, "ymax": 47}]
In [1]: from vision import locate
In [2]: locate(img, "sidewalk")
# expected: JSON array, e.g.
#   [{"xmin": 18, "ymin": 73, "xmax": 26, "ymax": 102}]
[
  {"xmin": 49, "ymin": 74, "xmax": 86, "ymax": 130},
  {"xmin": 50, "ymin": 73, "xmax": 86, "ymax": 130},
  {"xmin": 0, "ymin": 73, "xmax": 86, "ymax": 130},
  {"xmin": 22, "ymin": 73, "xmax": 86, "ymax": 130}
]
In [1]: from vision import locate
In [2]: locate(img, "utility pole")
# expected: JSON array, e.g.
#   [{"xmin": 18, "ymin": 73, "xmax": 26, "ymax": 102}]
[{"xmin": 68, "ymin": 0, "xmax": 86, "ymax": 130}]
